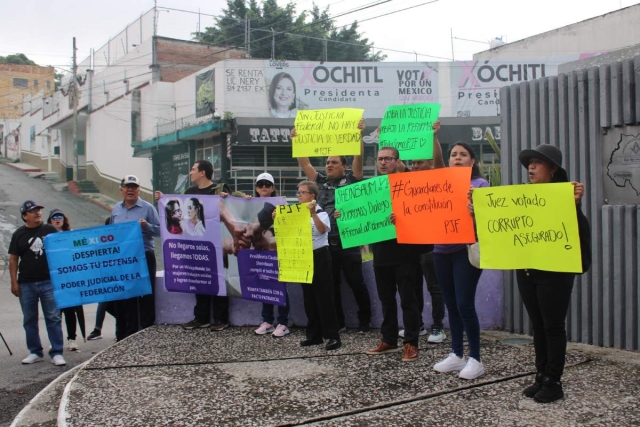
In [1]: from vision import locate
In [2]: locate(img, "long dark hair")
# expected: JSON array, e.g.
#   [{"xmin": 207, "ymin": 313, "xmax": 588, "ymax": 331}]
[
  {"xmin": 188, "ymin": 198, "xmax": 205, "ymax": 226},
  {"xmin": 449, "ymin": 142, "xmax": 482, "ymax": 178},
  {"xmin": 165, "ymin": 200, "xmax": 183, "ymax": 230},
  {"xmin": 47, "ymin": 214, "xmax": 71, "ymax": 231},
  {"xmin": 269, "ymin": 72, "xmax": 297, "ymax": 110}
]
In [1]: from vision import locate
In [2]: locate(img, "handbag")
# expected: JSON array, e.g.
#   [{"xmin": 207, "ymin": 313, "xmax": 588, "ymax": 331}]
[{"xmin": 467, "ymin": 242, "xmax": 480, "ymax": 268}]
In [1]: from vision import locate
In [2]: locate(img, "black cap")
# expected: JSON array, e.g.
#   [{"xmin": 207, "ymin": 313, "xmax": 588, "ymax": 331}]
[
  {"xmin": 48, "ymin": 208, "xmax": 64, "ymax": 220},
  {"xmin": 20, "ymin": 200, "xmax": 44, "ymax": 215},
  {"xmin": 518, "ymin": 144, "xmax": 568, "ymax": 182}
]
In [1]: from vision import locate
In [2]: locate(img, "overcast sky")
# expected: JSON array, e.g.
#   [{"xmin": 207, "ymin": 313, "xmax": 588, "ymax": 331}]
[{"xmin": 0, "ymin": 0, "xmax": 634, "ymax": 71}]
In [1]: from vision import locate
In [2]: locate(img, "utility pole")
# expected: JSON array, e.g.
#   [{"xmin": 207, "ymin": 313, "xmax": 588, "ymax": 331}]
[
  {"xmin": 271, "ymin": 28, "xmax": 275, "ymax": 60},
  {"xmin": 247, "ymin": 19, "xmax": 251, "ymax": 58},
  {"xmin": 450, "ymin": 28, "xmax": 455, "ymax": 61},
  {"xmin": 72, "ymin": 36, "xmax": 79, "ymax": 181}
]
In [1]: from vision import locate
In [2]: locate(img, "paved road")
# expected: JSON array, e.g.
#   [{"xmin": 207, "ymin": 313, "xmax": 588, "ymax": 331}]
[{"xmin": 0, "ymin": 164, "xmax": 117, "ymax": 427}]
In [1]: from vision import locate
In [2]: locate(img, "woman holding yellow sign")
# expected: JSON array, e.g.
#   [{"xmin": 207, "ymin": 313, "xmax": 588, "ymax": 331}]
[{"xmin": 516, "ymin": 144, "xmax": 590, "ymax": 404}]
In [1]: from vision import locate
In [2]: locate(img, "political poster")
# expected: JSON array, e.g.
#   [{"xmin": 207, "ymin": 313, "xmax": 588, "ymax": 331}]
[
  {"xmin": 236, "ymin": 250, "xmax": 287, "ymax": 306},
  {"xmin": 389, "ymin": 167, "xmax": 476, "ymax": 244},
  {"xmin": 293, "ymin": 108, "xmax": 364, "ymax": 157},
  {"xmin": 273, "ymin": 203, "xmax": 314, "ymax": 284},
  {"xmin": 378, "ymin": 103, "xmax": 441, "ymax": 160},
  {"xmin": 335, "ymin": 175, "xmax": 396, "ymax": 248},
  {"xmin": 472, "ymin": 183, "xmax": 582, "ymax": 272},
  {"xmin": 45, "ymin": 221, "xmax": 150, "ymax": 309}
]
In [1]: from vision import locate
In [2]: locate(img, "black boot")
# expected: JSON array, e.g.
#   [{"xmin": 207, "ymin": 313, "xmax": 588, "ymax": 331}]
[
  {"xmin": 523, "ymin": 372, "xmax": 544, "ymax": 398},
  {"xmin": 534, "ymin": 376, "xmax": 564, "ymax": 403}
]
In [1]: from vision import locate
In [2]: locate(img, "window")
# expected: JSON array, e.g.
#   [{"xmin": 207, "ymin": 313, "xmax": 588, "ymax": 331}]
[
  {"xmin": 46, "ymin": 81, "xmax": 51, "ymax": 90},
  {"xmin": 13, "ymin": 78, "xmax": 28, "ymax": 88},
  {"xmin": 33, "ymin": 80, "xmax": 38, "ymax": 90}
]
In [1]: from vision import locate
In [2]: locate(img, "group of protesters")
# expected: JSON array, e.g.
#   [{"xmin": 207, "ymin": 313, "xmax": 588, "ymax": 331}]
[{"xmin": 9, "ymin": 119, "xmax": 589, "ymax": 404}]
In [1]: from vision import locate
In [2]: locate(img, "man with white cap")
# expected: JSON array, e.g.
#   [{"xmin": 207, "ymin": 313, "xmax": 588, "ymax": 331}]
[
  {"xmin": 110, "ymin": 174, "xmax": 161, "ymax": 340},
  {"xmin": 9, "ymin": 200, "xmax": 66, "ymax": 366}
]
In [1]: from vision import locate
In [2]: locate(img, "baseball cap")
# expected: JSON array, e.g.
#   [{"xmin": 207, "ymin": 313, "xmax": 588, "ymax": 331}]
[
  {"xmin": 121, "ymin": 174, "xmax": 141, "ymax": 187},
  {"xmin": 20, "ymin": 200, "xmax": 44, "ymax": 215},
  {"xmin": 48, "ymin": 208, "xmax": 64, "ymax": 220},
  {"xmin": 255, "ymin": 173, "xmax": 275, "ymax": 184}
]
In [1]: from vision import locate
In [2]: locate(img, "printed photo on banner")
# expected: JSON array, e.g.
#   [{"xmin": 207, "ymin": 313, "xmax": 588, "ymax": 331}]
[
  {"xmin": 159, "ymin": 195, "xmax": 225, "ymax": 296},
  {"xmin": 389, "ymin": 167, "xmax": 476, "ymax": 244},
  {"xmin": 335, "ymin": 175, "xmax": 396, "ymax": 248},
  {"xmin": 472, "ymin": 183, "xmax": 582, "ymax": 273},
  {"xmin": 273, "ymin": 203, "xmax": 314, "ymax": 284},
  {"xmin": 379, "ymin": 103, "xmax": 441, "ymax": 160},
  {"xmin": 45, "ymin": 221, "xmax": 150, "ymax": 309},
  {"xmin": 293, "ymin": 108, "xmax": 364, "ymax": 157}
]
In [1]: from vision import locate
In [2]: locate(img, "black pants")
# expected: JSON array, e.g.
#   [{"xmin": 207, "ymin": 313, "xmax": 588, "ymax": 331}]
[
  {"xmin": 517, "ymin": 270, "xmax": 575, "ymax": 381},
  {"xmin": 194, "ymin": 294, "xmax": 229, "ymax": 324},
  {"xmin": 329, "ymin": 244, "xmax": 372, "ymax": 328},
  {"xmin": 302, "ymin": 247, "xmax": 339, "ymax": 341},
  {"xmin": 115, "ymin": 251, "xmax": 157, "ymax": 340},
  {"xmin": 415, "ymin": 251, "xmax": 445, "ymax": 330},
  {"xmin": 62, "ymin": 306, "xmax": 82, "ymax": 340},
  {"xmin": 374, "ymin": 260, "xmax": 421, "ymax": 347}
]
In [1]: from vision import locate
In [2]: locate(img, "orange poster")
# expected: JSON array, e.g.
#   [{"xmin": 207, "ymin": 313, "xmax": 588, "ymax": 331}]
[{"xmin": 388, "ymin": 167, "xmax": 476, "ymax": 244}]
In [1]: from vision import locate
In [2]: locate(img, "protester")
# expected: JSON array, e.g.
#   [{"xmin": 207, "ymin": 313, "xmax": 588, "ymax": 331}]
[
  {"xmin": 515, "ymin": 144, "xmax": 589, "ymax": 403},
  {"xmin": 432, "ymin": 142, "xmax": 488, "ymax": 380},
  {"xmin": 273, "ymin": 181, "xmax": 341, "ymax": 351},
  {"xmin": 294, "ymin": 120, "xmax": 372, "ymax": 333},
  {"xmin": 47, "ymin": 208, "xmax": 83, "ymax": 351},
  {"xmin": 111, "ymin": 174, "xmax": 161, "ymax": 340},
  {"xmin": 252, "ymin": 173, "xmax": 291, "ymax": 338},
  {"xmin": 362, "ymin": 147, "xmax": 422, "ymax": 362},
  {"xmin": 269, "ymin": 72, "xmax": 298, "ymax": 118},
  {"xmin": 9, "ymin": 200, "xmax": 65, "ymax": 366}
]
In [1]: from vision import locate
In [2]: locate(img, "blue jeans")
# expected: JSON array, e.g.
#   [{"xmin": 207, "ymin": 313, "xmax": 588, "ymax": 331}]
[
  {"xmin": 261, "ymin": 292, "xmax": 290, "ymax": 325},
  {"xmin": 434, "ymin": 249, "xmax": 482, "ymax": 361},
  {"xmin": 18, "ymin": 280, "xmax": 64, "ymax": 358}
]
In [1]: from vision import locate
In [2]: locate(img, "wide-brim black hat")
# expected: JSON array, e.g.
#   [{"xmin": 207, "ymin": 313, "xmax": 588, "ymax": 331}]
[{"xmin": 518, "ymin": 144, "xmax": 568, "ymax": 182}]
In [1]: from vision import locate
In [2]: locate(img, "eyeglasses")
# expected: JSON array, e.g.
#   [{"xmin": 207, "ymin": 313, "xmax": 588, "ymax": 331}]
[
  {"xmin": 296, "ymin": 190, "xmax": 312, "ymax": 196},
  {"xmin": 123, "ymin": 184, "xmax": 139, "ymax": 189},
  {"xmin": 256, "ymin": 181, "xmax": 273, "ymax": 188},
  {"xmin": 51, "ymin": 214, "xmax": 64, "ymax": 220},
  {"xmin": 376, "ymin": 156, "xmax": 397, "ymax": 163}
]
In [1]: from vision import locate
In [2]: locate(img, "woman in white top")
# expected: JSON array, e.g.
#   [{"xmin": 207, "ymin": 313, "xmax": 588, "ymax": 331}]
[
  {"xmin": 185, "ymin": 198, "xmax": 206, "ymax": 236},
  {"xmin": 268, "ymin": 72, "xmax": 298, "ymax": 118}
]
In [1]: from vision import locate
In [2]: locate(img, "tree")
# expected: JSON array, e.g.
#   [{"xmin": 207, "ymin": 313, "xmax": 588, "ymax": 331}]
[
  {"xmin": 194, "ymin": 0, "xmax": 386, "ymax": 62},
  {"xmin": 0, "ymin": 53, "xmax": 37, "ymax": 65}
]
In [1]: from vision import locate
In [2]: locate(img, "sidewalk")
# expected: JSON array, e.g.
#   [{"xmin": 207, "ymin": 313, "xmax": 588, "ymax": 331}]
[{"xmin": 20, "ymin": 327, "xmax": 639, "ymax": 426}]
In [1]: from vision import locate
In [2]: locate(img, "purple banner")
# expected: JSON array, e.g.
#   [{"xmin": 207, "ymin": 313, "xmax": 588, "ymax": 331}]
[
  {"xmin": 159, "ymin": 195, "xmax": 225, "ymax": 295},
  {"xmin": 237, "ymin": 250, "xmax": 287, "ymax": 306}
]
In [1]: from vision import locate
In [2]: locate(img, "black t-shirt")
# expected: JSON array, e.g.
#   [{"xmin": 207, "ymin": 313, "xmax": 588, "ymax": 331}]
[
  {"xmin": 9, "ymin": 223, "xmax": 58, "ymax": 284},
  {"xmin": 315, "ymin": 171, "xmax": 361, "ymax": 237}
]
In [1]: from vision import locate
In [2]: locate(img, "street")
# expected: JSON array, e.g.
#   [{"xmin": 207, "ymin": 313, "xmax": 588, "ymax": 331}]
[{"xmin": 0, "ymin": 164, "xmax": 116, "ymax": 426}]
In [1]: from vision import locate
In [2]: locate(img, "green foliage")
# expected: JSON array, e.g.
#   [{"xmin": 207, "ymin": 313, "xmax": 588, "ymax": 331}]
[
  {"xmin": 0, "ymin": 53, "xmax": 37, "ymax": 65},
  {"xmin": 480, "ymin": 131, "xmax": 502, "ymax": 187},
  {"xmin": 194, "ymin": 0, "xmax": 386, "ymax": 62}
]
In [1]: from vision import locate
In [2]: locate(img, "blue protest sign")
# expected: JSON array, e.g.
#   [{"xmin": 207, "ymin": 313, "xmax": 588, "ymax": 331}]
[{"xmin": 45, "ymin": 221, "xmax": 151, "ymax": 309}]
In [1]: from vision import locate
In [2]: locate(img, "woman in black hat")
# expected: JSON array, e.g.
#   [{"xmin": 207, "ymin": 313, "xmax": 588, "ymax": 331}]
[{"xmin": 517, "ymin": 144, "xmax": 590, "ymax": 403}]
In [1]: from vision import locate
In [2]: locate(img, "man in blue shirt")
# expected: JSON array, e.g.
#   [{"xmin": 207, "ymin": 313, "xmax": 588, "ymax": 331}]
[{"xmin": 111, "ymin": 174, "xmax": 161, "ymax": 340}]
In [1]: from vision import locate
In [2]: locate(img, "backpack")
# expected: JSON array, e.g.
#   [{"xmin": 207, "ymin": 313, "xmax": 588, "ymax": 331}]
[{"xmin": 210, "ymin": 183, "xmax": 232, "ymax": 195}]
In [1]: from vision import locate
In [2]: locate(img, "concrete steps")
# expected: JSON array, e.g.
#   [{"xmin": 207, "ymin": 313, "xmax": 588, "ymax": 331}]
[{"xmin": 75, "ymin": 180, "xmax": 100, "ymax": 194}]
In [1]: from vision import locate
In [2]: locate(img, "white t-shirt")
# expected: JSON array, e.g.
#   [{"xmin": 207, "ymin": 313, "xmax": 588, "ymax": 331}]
[{"xmin": 311, "ymin": 204, "xmax": 330, "ymax": 250}]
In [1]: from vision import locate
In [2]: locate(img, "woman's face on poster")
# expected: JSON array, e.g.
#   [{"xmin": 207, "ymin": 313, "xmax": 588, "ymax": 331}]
[
  {"xmin": 171, "ymin": 203, "xmax": 183, "ymax": 220},
  {"xmin": 187, "ymin": 200, "xmax": 197, "ymax": 220},
  {"xmin": 273, "ymin": 77, "xmax": 295, "ymax": 110}
]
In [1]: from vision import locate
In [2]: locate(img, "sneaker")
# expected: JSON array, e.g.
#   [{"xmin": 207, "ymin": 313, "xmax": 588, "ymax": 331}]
[
  {"xmin": 433, "ymin": 352, "xmax": 467, "ymax": 372},
  {"xmin": 181, "ymin": 319, "xmax": 210, "ymax": 330},
  {"xmin": 523, "ymin": 373, "xmax": 545, "ymax": 398},
  {"xmin": 427, "ymin": 329, "xmax": 446, "ymax": 343},
  {"xmin": 21, "ymin": 354, "xmax": 44, "ymax": 364},
  {"xmin": 272, "ymin": 324, "xmax": 290, "ymax": 338},
  {"xmin": 68, "ymin": 339, "xmax": 79, "ymax": 351},
  {"xmin": 459, "ymin": 357, "xmax": 485, "ymax": 380},
  {"xmin": 52, "ymin": 355, "xmax": 67, "ymax": 366},
  {"xmin": 533, "ymin": 376, "xmax": 564, "ymax": 403},
  {"xmin": 338, "ymin": 326, "xmax": 347, "ymax": 333},
  {"xmin": 210, "ymin": 321, "xmax": 229, "ymax": 331},
  {"xmin": 87, "ymin": 329, "xmax": 102, "ymax": 340},
  {"xmin": 402, "ymin": 343, "xmax": 419, "ymax": 362},
  {"xmin": 255, "ymin": 322, "xmax": 275, "ymax": 335},
  {"xmin": 358, "ymin": 323, "xmax": 371, "ymax": 334},
  {"xmin": 365, "ymin": 341, "xmax": 399, "ymax": 355},
  {"xmin": 399, "ymin": 326, "xmax": 426, "ymax": 338}
]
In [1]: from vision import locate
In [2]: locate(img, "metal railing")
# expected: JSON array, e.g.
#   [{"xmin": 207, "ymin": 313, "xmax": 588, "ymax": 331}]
[{"xmin": 154, "ymin": 112, "xmax": 217, "ymax": 137}]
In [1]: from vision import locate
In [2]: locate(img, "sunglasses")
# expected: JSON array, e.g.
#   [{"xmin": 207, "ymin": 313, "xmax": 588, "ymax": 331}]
[
  {"xmin": 256, "ymin": 181, "xmax": 273, "ymax": 188},
  {"xmin": 51, "ymin": 214, "xmax": 64, "ymax": 220}
]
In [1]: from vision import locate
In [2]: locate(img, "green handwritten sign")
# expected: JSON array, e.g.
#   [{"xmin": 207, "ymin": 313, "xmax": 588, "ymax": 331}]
[
  {"xmin": 335, "ymin": 175, "xmax": 396, "ymax": 248},
  {"xmin": 378, "ymin": 103, "xmax": 441, "ymax": 161}
]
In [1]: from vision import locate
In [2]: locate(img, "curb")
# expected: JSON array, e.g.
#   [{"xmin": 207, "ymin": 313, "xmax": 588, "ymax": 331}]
[{"xmin": 5, "ymin": 163, "xmax": 41, "ymax": 173}]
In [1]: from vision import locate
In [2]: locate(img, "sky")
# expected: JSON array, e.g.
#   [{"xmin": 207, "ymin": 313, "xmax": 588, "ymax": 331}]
[{"xmin": 0, "ymin": 0, "xmax": 635, "ymax": 72}]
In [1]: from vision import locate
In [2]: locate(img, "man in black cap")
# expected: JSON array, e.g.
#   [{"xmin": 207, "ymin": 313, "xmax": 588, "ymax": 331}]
[{"xmin": 9, "ymin": 200, "xmax": 66, "ymax": 366}]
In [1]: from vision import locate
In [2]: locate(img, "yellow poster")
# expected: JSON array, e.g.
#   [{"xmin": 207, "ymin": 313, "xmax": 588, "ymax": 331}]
[
  {"xmin": 274, "ymin": 203, "xmax": 314, "ymax": 283},
  {"xmin": 293, "ymin": 108, "xmax": 364, "ymax": 157},
  {"xmin": 472, "ymin": 183, "xmax": 582, "ymax": 273}
]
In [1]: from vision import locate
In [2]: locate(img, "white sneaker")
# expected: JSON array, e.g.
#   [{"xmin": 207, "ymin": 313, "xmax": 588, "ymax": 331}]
[
  {"xmin": 21, "ymin": 354, "xmax": 44, "ymax": 364},
  {"xmin": 459, "ymin": 357, "xmax": 485, "ymax": 380},
  {"xmin": 399, "ymin": 326, "xmax": 426, "ymax": 338},
  {"xmin": 272, "ymin": 324, "xmax": 290, "ymax": 338},
  {"xmin": 68, "ymin": 339, "xmax": 79, "ymax": 351},
  {"xmin": 427, "ymin": 329, "xmax": 446, "ymax": 343},
  {"xmin": 255, "ymin": 322, "xmax": 275, "ymax": 335},
  {"xmin": 52, "ymin": 355, "xmax": 67, "ymax": 366},
  {"xmin": 399, "ymin": 329, "xmax": 405, "ymax": 338},
  {"xmin": 433, "ymin": 352, "xmax": 467, "ymax": 372}
]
